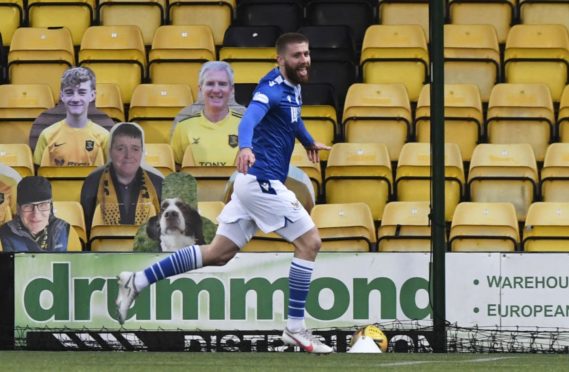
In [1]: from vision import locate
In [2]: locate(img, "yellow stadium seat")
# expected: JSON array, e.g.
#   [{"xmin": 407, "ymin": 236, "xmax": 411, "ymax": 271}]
[
  {"xmin": 242, "ymin": 231, "xmax": 294, "ymax": 252},
  {"xmin": 168, "ymin": 0, "xmax": 235, "ymax": 46},
  {"xmin": 38, "ymin": 150, "xmax": 99, "ymax": 202},
  {"xmin": 450, "ymin": 202, "xmax": 519, "ymax": 252},
  {"xmin": 396, "ymin": 143, "xmax": 464, "ymax": 221},
  {"xmin": 79, "ymin": 25, "xmax": 147, "ymax": 104},
  {"xmin": 8, "ymin": 27, "xmax": 75, "ymax": 98},
  {"xmin": 541, "ymin": 143, "xmax": 569, "ymax": 202},
  {"xmin": 311, "ymin": 202, "xmax": 376, "ymax": 252},
  {"xmin": 129, "ymin": 84, "xmax": 193, "ymax": 143},
  {"xmin": 0, "ymin": 203, "xmax": 12, "ymax": 226},
  {"xmin": 342, "ymin": 83, "xmax": 411, "ymax": 161},
  {"xmin": 415, "ymin": 83, "xmax": 483, "ymax": 161},
  {"xmin": 290, "ymin": 143, "xmax": 322, "ymax": 199},
  {"xmin": 53, "ymin": 200, "xmax": 87, "ymax": 247},
  {"xmin": 557, "ymin": 85, "xmax": 569, "ymax": 142},
  {"xmin": 448, "ymin": 0, "xmax": 516, "ymax": 44},
  {"xmin": 360, "ymin": 25, "xmax": 429, "ymax": 101},
  {"xmin": 0, "ymin": 84, "xmax": 55, "ymax": 144},
  {"xmin": 144, "ymin": 143, "xmax": 175, "ymax": 176},
  {"xmin": 181, "ymin": 147, "xmax": 235, "ymax": 202},
  {"xmin": 0, "ymin": 0, "xmax": 23, "ymax": 46},
  {"xmin": 219, "ymin": 25, "xmax": 278, "ymax": 84},
  {"xmin": 27, "ymin": 0, "xmax": 95, "ymax": 46},
  {"xmin": 486, "ymin": 83, "xmax": 554, "ymax": 161},
  {"xmin": 300, "ymin": 83, "xmax": 338, "ymax": 161},
  {"xmin": 149, "ymin": 25, "xmax": 216, "ymax": 99},
  {"xmin": 95, "ymin": 83, "xmax": 124, "ymax": 122},
  {"xmin": 444, "ymin": 24, "xmax": 500, "ymax": 102},
  {"xmin": 468, "ymin": 143, "xmax": 539, "ymax": 221},
  {"xmin": 0, "ymin": 168, "xmax": 20, "ymax": 216},
  {"xmin": 197, "ymin": 200, "xmax": 224, "ymax": 224},
  {"xmin": 379, "ymin": 0, "xmax": 429, "ymax": 42},
  {"xmin": 98, "ymin": 0, "xmax": 166, "ymax": 45},
  {"xmin": 377, "ymin": 201, "xmax": 431, "ymax": 252},
  {"xmin": 0, "ymin": 144, "xmax": 34, "ymax": 177},
  {"xmin": 504, "ymin": 24, "xmax": 569, "ymax": 102},
  {"xmin": 519, "ymin": 0, "xmax": 569, "ymax": 33},
  {"xmin": 89, "ymin": 203, "xmax": 155, "ymax": 251},
  {"xmin": 325, "ymin": 142, "xmax": 393, "ymax": 222},
  {"xmin": 523, "ymin": 202, "xmax": 569, "ymax": 252}
]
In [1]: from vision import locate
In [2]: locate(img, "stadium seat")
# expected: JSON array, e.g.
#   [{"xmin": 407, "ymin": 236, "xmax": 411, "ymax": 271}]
[
  {"xmin": 298, "ymin": 25, "xmax": 358, "ymax": 110},
  {"xmin": 236, "ymin": 0, "xmax": 303, "ymax": 33},
  {"xmin": 8, "ymin": 27, "xmax": 75, "ymax": 98},
  {"xmin": 395, "ymin": 143, "xmax": 465, "ymax": 222},
  {"xmin": 53, "ymin": 200, "xmax": 87, "ymax": 247},
  {"xmin": 448, "ymin": 0, "xmax": 516, "ymax": 44},
  {"xmin": 360, "ymin": 24, "xmax": 429, "ymax": 101},
  {"xmin": 541, "ymin": 143, "xmax": 569, "ymax": 202},
  {"xmin": 168, "ymin": 0, "xmax": 235, "ymax": 46},
  {"xmin": 415, "ymin": 84, "xmax": 483, "ymax": 162},
  {"xmin": 342, "ymin": 83, "xmax": 411, "ymax": 161},
  {"xmin": 449, "ymin": 202, "xmax": 519, "ymax": 252},
  {"xmin": 197, "ymin": 200, "xmax": 224, "ymax": 225},
  {"xmin": 98, "ymin": 0, "xmax": 166, "ymax": 45},
  {"xmin": 79, "ymin": 25, "xmax": 146, "ymax": 104},
  {"xmin": 234, "ymin": 83, "xmax": 257, "ymax": 106},
  {"xmin": 89, "ymin": 203, "xmax": 155, "ymax": 251},
  {"xmin": 300, "ymin": 82, "xmax": 338, "ymax": 160},
  {"xmin": 325, "ymin": 142, "xmax": 393, "ymax": 222},
  {"xmin": 444, "ymin": 24, "xmax": 500, "ymax": 102},
  {"xmin": 0, "ymin": 0, "xmax": 23, "ymax": 46},
  {"xmin": 242, "ymin": 231, "xmax": 294, "ymax": 252},
  {"xmin": 504, "ymin": 24, "xmax": 569, "ymax": 102},
  {"xmin": 523, "ymin": 202, "xmax": 569, "ymax": 252},
  {"xmin": 149, "ymin": 25, "xmax": 216, "ymax": 100},
  {"xmin": 311, "ymin": 202, "xmax": 376, "ymax": 252},
  {"xmin": 0, "ymin": 84, "xmax": 55, "ymax": 144},
  {"xmin": 180, "ymin": 147, "xmax": 235, "ymax": 202},
  {"xmin": 290, "ymin": 143, "xmax": 322, "ymax": 199},
  {"xmin": 519, "ymin": 0, "xmax": 569, "ymax": 32},
  {"xmin": 379, "ymin": 0, "xmax": 429, "ymax": 42},
  {"xmin": 144, "ymin": 143, "xmax": 175, "ymax": 176},
  {"xmin": 27, "ymin": 0, "xmax": 95, "ymax": 46},
  {"xmin": 486, "ymin": 83, "xmax": 554, "ymax": 162},
  {"xmin": 305, "ymin": 0, "xmax": 377, "ymax": 50},
  {"xmin": 468, "ymin": 143, "xmax": 539, "ymax": 221},
  {"xmin": 559, "ymin": 85, "xmax": 569, "ymax": 142},
  {"xmin": 38, "ymin": 150, "xmax": 100, "ymax": 202},
  {"xmin": 219, "ymin": 25, "xmax": 279, "ymax": 85},
  {"xmin": 95, "ymin": 83, "xmax": 125, "ymax": 122},
  {"xmin": 129, "ymin": 84, "xmax": 193, "ymax": 143},
  {"xmin": 0, "ymin": 143, "xmax": 34, "ymax": 177},
  {"xmin": 377, "ymin": 201, "xmax": 431, "ymax": 252}
]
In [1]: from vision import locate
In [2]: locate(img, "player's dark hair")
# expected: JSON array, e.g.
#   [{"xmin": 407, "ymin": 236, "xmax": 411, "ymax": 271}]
[{"xmin": 276, "ymin": 32, "xmax": 309, "ymax": 55}]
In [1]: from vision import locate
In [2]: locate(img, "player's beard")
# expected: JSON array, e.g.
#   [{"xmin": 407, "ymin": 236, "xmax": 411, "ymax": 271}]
[{"xmin": 284, "ymin": 62, "xmax": 310, "ymax": 84}]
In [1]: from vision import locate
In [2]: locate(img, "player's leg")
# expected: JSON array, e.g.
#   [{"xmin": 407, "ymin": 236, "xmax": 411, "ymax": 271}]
[
  {"xmin": 276, "ymin": 216, "xmax": 333, "ymax": 353},
  {"xmin": 115, "ymin": 235, "xmax": 240, "ymax": 325}
]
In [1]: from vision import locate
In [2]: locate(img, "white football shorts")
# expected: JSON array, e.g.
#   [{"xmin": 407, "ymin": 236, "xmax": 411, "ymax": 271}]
[{"xmin": 216, "ymin": 173, "xmax": 314, "ymax": 248}]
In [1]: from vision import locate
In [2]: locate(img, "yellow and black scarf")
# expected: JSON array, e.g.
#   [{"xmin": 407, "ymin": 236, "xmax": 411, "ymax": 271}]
[{"xmin": 96, "ymin": 165, "xmax": 160, "ymax": 225}]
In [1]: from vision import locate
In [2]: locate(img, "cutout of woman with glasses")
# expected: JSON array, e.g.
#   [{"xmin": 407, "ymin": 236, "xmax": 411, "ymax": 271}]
[{"xmin": 0, "ymin": 176, "xmax": 73, "ymax": 252}]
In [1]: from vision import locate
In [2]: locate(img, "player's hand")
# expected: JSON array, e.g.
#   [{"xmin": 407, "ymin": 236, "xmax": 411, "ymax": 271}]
[
  {"xmin": 236, "ymin": 147, "xmax": 256, "ymax": 174},
  {"xmin": 305, "ymin": 142, "xmax": 331, "ymax": 163}
]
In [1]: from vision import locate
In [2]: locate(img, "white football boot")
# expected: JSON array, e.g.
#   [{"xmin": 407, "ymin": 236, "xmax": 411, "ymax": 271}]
[
  {"xmin": 115, "ymin": 271, "xmax": 138, "ymax": 325},
  {"xmin": 282, "ymin": 328, "xmax": 334, "ymax": 353}
]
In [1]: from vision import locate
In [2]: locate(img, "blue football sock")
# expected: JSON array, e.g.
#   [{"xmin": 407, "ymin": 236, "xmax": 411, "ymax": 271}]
[
  {"xmin": 143, "ymin": 245, "xmax": 203, "ymax": 284},
  {"xmin": 287, "ymin": 257, "xmax": 315, "ymax": 332}
]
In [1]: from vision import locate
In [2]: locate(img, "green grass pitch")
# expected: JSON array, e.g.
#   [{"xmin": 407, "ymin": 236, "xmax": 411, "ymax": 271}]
[{"xmin": 1, "ymin": 351, "xmax": 568, "ymax": 371}]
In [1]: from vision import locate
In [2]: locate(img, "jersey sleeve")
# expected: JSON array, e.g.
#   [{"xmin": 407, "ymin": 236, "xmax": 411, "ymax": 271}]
[
  {"xmin": 238, "ymin": 83, "xmax": 279, "ymax": 149},
  {"xmin": 33, "ymin": 131, "xmax": 48, "ymax": 165},
  {"xmin": 170, "ymin": 121, "xmax": 191, "ymax": 164},
  {"xmin": 295, "ymin": 117, "xmax": 315, "ymax": 148}
]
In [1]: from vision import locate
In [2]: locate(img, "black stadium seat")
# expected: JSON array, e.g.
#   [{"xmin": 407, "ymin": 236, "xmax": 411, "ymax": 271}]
[{"xmin": 236, "ymin": 0, "xmax": 304, "ymax": 33}]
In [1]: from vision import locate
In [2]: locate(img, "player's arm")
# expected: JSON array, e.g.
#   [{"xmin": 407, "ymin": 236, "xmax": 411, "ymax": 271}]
[
  {"xmin": 236, "ymin": 93, "xmax": 271, "ymax": 174},
  {"xmin": 295, "ymin": 118, "xmax": 331, "ymax": 163}
]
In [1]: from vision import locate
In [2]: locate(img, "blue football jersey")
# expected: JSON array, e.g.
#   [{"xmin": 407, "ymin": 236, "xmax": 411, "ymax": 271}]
[{"xmin": 238, "ymin": 68, "xmax": 314, "ymax": 183}]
